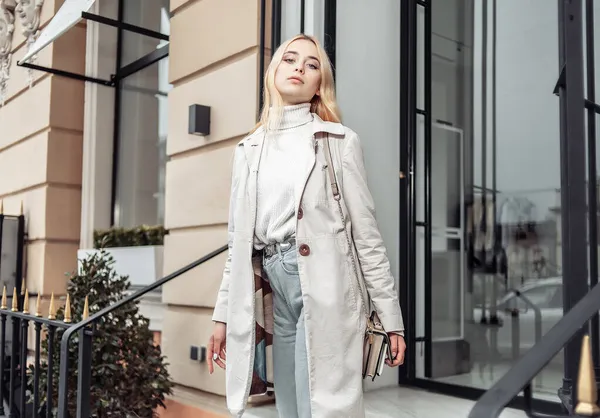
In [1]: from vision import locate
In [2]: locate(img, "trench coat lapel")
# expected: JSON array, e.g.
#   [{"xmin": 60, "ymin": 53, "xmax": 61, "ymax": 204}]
[
  {"xmin": 293, "ymin": 133, "xmax": 317, "ymax": 217},
  {"xmin": 293, "ymin": 116, "xmax": 345, "ymax": 214},
  {"xmin": 243, "ymin": 129, "xmax": 266, "ymax": 231}
]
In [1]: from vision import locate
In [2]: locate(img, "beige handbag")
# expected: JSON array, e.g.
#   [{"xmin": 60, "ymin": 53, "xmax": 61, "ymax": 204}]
[{"xmin": 322, "ymin": 135, "xmax": 394, "ymax": 381}]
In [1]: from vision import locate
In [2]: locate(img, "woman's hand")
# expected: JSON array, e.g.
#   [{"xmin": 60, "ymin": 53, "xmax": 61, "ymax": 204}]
[
  {"xmin": 207, "ymin": 322, "xmax": 227, "ymax": 374},
  {"xmin": 385, "ymin": 333, "xmax": 406, "ymax": 367}
]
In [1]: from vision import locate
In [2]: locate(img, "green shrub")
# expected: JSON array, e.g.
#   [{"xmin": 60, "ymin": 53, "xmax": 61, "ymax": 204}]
[
  {"xmin": 93, "ymin": 225, "xmax": 167, "ymax": 249},
  {"xmin": 30, "ymin": 249, "xmax": 174, "ymax": 417}
]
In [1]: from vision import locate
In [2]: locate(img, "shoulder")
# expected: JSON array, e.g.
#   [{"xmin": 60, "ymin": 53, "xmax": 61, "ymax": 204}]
[
  {"xmin": 330, "ymin": 124, "xmax": 362, "ymax": 155},
  {"xmin": 312, "ymin": 113, "xmax": 359, "ymax": 145},
  {"xmin": 237, "ymin": 126, "xmax": 265, "ymax": 146}
]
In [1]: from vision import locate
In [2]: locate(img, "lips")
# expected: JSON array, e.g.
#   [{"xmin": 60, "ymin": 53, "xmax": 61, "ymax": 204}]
[{"xmin": 288, "ymin": 76, "xmax": 304, "ymax": 83}]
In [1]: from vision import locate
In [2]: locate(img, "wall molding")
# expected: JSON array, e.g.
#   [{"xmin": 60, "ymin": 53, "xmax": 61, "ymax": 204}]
[
  {"xmin": 0, "ymin": 0, "xmax": 16, "ymax": 105},
  {"xmin": 15, "ymin": 0, "xmax": 43, "ymax": 86}
]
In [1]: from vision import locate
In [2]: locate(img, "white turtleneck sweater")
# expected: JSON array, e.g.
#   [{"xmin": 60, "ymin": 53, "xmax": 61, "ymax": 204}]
[{"xmin": 253, "ymin": 103, "xmax": 314, "ymax": 250}]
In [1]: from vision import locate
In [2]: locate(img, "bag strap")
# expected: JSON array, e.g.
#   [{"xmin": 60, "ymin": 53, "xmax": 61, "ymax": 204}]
[
  {"xmin": 322, "ymin": 135, "xmax": 341, "ymax": 201},
  {"xmin": 322, "ymin": 134, "xmax": 370, "ymax": 319}
]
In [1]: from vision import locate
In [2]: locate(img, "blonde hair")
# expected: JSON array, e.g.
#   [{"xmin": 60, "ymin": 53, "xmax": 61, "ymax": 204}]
[{"xmin": 253, "ymin": 34, "xmax": 341, "ymax": 132}]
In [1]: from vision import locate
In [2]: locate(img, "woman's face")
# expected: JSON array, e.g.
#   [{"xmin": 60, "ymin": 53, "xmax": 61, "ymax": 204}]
[{"xmin": 274, "ymin": 39, "xmax": 322, "ymax": 106}]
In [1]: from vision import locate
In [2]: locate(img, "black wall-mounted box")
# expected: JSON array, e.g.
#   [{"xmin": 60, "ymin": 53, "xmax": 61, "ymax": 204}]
[{"xmin": 188, "ymin": 104, "xmax": 211, "ymax": 136}]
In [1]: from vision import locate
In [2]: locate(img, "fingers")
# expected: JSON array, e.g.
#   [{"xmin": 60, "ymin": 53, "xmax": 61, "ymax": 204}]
[
  {"xmin": 386, "ymin": 335, "xmax": 406, "ymax": 368},
  {"xmin": 390, "ymin": 335, "xmax": 398, "ymax": 361},
  {"xmin": 207, "ymin": 335, "xmax": 227, "ymax": 373},
  {"xmin": 207, "ymin": 335, "xmax": 214, "ymax": 374},
  {"xmin": 208, "ymin": 335, "xmax": 227, "ymax": 374},
  {"xmin": 214, "ymin": 355, "xmax": 226, "ymax": 370},
  {"xmin": 391, "ymin": 348, "xmax": 405, "ymax": 367}
]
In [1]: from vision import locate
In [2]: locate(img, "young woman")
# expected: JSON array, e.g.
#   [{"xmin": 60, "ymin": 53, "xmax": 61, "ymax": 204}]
[{"xmin": 207, "ymin": 34, "xmax": 406, "ymax": 418}]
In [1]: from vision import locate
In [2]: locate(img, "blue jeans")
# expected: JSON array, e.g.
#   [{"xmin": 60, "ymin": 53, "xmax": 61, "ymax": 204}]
[{"xmin": 262, "ymin": 241, "xmax": 311, "ymax": 418}]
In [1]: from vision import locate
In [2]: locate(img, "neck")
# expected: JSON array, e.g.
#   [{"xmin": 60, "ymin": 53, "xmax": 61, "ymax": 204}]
[{"xmin": 271, "ymin": 103, "xmax": 312, "ymax": 130}]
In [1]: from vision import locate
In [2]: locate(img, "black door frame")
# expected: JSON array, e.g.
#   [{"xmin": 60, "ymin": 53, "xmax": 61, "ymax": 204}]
[
  {"xmin": 583, "ymin": 0, "xmax": 600, "ymax": 387},
  {"xmin": 557, "ymin": 0, "xmax": 600, "ymax": 402},
  {"xmin": 398, "ymin": 0, "xmax": 590, "ymax": 414}
]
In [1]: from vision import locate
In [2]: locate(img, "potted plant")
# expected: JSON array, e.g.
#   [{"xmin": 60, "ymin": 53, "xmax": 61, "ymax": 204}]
[{"xmin": 77, "ymin": 225, "xmax": 167, "ymax": 288}]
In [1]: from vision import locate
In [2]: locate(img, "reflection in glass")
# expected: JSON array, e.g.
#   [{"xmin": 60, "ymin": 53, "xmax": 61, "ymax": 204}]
[
  {"xmin": 114, "ymin": 56, "xmax": 171, "ymax": 228},
  {"xmin": 121, "ymin": 0, "xmax": 170, "ymax": 67},
  {"xmin": 415, "ymin": 0, "xmax": 562, "ymax": 401}
]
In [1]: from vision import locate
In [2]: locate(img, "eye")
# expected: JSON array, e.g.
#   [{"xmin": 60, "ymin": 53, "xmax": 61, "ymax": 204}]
[
  {"xmin": 283, "ymin": 57, "xmax": 295, "ymax": 64},
  {"xmin": 307, "ymin": 63, "xmax": 319, "ymax": 70}
]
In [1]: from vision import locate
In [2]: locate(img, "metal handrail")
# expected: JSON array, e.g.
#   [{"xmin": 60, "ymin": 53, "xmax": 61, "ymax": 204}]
[
  {"xmin": 469, "ymin": 281, "xmax": 600, "ymax": 417},
  {"xmin": 56, "ymin": 243, "xmax": 229, "ymax": 416},
  {"xmin": 502, "ymin": 290, "xmax": 543, "ymax": 365}
]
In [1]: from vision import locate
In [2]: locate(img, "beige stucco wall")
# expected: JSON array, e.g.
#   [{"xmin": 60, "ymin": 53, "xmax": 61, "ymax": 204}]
[
  {"xmin": 0, "ymin": 0, "xmax": 85, "ymax": 302},
  {"xmin": 161, "ymin": 0, "xmax": 270, "ymax": 402}
]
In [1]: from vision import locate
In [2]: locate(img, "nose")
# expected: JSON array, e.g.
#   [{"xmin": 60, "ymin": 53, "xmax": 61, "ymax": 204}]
[{"xmin": 294, "ymin": 65, "xmax": 304, "ymax": 74}]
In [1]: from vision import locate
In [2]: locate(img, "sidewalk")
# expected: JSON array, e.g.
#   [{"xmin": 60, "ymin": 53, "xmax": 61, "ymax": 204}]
[{"xmin": 243, "ymin": 386, "xmax": 527, "ymax": 418}]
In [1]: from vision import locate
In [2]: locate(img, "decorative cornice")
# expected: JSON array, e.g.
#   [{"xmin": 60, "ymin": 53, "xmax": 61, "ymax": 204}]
[
  {"xmin": 15, "ymin": 0, "xmax": 43, "ymax": 87},
  {"xmin": 0, "ymin": 0, "xmax": 15, "ymax": 105},
  {"xmin": 15, "ymin": 0, "xmax": 43, "ymax": 41}
]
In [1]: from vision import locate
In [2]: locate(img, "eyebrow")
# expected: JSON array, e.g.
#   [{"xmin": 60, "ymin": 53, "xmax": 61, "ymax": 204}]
[{"xmin": 284, "ymin": 50, "xmax": 320, "ymax": 63}]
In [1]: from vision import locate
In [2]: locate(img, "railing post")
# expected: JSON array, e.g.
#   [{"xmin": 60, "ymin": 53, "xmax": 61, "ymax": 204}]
[
  {"xmin": 19, "ymin": 299, "xmax": 29, "ymax": 415},
  {"xmin": 57, "ymin": 295, "xmax": 73, "ymax": 418},
  {"xmin": 0, "ymin": 208, "xmax": 4, "ymax": 416},
  {"xmin": 8, "ymin": 314, "xmax": 18, "ymax": 417},
  {"xmin": 33, "ymin": 319, "xmax": 42, "ymax": 415},
  {"xmin": 76, "ymin": 327, "xmax": 92, "ymax": 418},
  {"xmin": 0, "ymin": 311, "xmax": 5, "ymax": 416},
  {"xmin": 511, "ymin": 311, "xmax": 519, "ymax": 361},
  {"xmin": 574, "ymin": 335, "xmax": 600, "ymax": 417},
  {"xmin": 46, "ymin": 325, "xmax": 56, "ymax": 418}
]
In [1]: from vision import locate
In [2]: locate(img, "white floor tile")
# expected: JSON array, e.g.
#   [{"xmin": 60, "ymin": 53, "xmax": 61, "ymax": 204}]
[{"xmin": 243, "ymin": 386, "xmax": 527, "ymax": 418}]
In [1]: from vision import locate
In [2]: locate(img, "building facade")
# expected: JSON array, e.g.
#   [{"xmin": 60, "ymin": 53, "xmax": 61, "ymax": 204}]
[{"xmin": 0, "ymin": 0, "xmax": 598, "ymax": 416}]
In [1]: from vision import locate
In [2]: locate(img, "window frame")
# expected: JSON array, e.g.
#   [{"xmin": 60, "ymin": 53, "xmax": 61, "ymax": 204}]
[{"xmin": 111, "ymin": 0, "xmax": 170, "ymax": 227}]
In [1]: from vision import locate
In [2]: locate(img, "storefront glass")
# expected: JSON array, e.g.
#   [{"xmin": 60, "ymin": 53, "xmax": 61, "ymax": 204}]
[
  {"xmin": 113, "ymin": 1, "xmax": 171, "ymax": 228},
  {"xmin": 414, "ymin": 0, "xmax": 563, "ymax": 402}
]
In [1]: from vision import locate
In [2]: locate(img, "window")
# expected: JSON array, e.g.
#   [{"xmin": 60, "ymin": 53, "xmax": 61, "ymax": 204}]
[{"xmin": 112, "ymin": 0, "xmax": 170, "ymax": 228}]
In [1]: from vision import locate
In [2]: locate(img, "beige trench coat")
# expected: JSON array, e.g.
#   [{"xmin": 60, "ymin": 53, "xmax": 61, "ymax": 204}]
[{"xmin": 212, "ymin": 114, "xmax": 405, "ymax": 418}]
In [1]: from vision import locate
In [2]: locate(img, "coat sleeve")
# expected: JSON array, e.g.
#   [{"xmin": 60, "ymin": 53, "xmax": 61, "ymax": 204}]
[
  {"xmin": 341, "ymin": 131, "xmax": 405, "ymax": 336},
  {"xmin": 212, "ymin": 145, "xmax": 244, "ymax": 324}
]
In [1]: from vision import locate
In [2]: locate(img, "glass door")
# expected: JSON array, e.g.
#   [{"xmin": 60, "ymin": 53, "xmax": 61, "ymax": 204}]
[
  {"xmin": 411, "ymin": 0, "xmax": 472, "ymax": 380},
  {"xmin": 405, "ymin": 0, "xmax": 570, "ymax": 403},
  {"xmin": 429, "ymin": 123, "xmax": 466, "ymax": 347},
  {"xmin": 416, "ymin": 120, "xmax": 467, "ymax": 378}
]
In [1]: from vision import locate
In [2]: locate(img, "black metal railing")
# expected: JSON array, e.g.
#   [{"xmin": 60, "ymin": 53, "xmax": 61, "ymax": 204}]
[
  {"xmin": 469, "ymin": 281, "xmax": 600, "ymax": 418},
  {"xmin": 0, "ymin": 288, "xmax": 85, "ymax": 417},
  {"xmin": 0, "ymin": 243, "xmax": 228, "ymax": 417},
  {"xmin": 57, "ymin": 243, "xmax": 228, "ymax": 417}
]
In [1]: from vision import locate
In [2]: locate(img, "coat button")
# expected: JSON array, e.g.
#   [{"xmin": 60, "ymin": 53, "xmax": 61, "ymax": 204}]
[
  {"xmin": 299, "ymin": 244, "xmax": 311, "ymax": 256},
  {"xmin": 298, "ymin": 207, "xmax": 304, "ymax": 219}
]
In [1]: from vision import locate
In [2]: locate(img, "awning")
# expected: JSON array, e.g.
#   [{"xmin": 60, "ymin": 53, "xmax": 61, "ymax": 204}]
[
  {"xmin": 17, "ymin": 0, "xmax": 169, "ymax": 87},
  {"xmin": 19, "ymin": 0, "xmax": 97, "ymax": 65}
]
